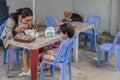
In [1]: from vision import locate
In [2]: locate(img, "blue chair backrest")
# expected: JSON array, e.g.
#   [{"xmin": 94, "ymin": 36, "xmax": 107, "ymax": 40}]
[
  {"xmin": 44, "ymin": 16, "xmax": 59, "ymax": 27},
  {"xmin": 84, "ymin": 14, "xmax": 101, "ymax": 33},
  {"xmin": 0, "ymin": 23, "xmax": 6, "ymax": 36},
  {"xmin": 54, "ymin": 36, "xmax": 75, "ymax": 63},
  {"xmin": 110, "ymin": 32, "xmax": 120, "ymax": 51}
]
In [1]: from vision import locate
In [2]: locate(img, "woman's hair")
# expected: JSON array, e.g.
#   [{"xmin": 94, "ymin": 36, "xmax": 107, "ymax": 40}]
[
  {"xmin": 60, "ymin": 23, "xmax": 75, "ymax": 38},
  {"xmin": 16, "ymin": 7, "xmax": 33, "ymax": 18}
]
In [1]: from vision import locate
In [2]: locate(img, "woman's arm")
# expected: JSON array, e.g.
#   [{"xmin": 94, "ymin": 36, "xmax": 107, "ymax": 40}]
[
  {"xmin": 1, "ymin": 18, "xmax": 16, "ymax": 39},
  {"xmin": 1, "ymin": 18, "xmax": 29, "ymax": 48},
  {"xmin": 1, "ymin": 18, "xmax": 28, "ymax": 38}
]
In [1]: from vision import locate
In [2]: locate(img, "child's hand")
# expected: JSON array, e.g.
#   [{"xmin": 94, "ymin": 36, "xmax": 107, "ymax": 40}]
[
  {"xmin": 48, "ymin": 50, "xmax": 54, "ymax": 55},
  {"xmin": 33, "ymin": 19, "xmax": 40, "ymax": 29}
]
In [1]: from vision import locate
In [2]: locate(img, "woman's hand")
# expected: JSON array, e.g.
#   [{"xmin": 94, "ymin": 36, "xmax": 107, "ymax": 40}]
[
  {"xmin": 15, "ymin": 24, "xmax": 28, "ymax": 32},
  {"xmin": 33, "ymin": 19, "xmax": 40, "ymax": 29}
]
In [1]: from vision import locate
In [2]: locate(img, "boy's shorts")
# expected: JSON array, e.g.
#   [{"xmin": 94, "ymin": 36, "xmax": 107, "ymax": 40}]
[
  {"xmin": 50, "ymin": 55, "xmax": 55, "ymax": 61},
  {"xmin": 48, "ymin": 50, "xmax": 55, "ymax": 61}
]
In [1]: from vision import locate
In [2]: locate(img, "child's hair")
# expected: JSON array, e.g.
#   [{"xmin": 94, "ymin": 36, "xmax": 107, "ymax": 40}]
[
  {"xmin": 16, "ymin": 7, "xmax": 33, "ymax": 18},
  {"xmin": 60, "ymin": 23, "xmax": 75, "ymax": 38}
]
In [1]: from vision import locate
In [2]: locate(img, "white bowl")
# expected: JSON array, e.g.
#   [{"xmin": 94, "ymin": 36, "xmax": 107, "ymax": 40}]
[
  {"xmin": 25, "ymin": 29, "xmax": 36, "ymax": 36},
  {"xmin": 31, "ymin": 32, "xmax": 38, "ymax": 37},
  {"xmin": 25, "ymin": 29, "xmax": 39, "ymax": 37}
]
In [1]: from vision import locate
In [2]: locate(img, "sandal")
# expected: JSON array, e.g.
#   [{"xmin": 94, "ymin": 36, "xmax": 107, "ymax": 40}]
[
  {"xmin": 19, "ymin": 69, "xmax": 40, "ymax": 76},
  {"xmin": 19, "ymin": 70, "xmax": 31, "ymax": 76}
]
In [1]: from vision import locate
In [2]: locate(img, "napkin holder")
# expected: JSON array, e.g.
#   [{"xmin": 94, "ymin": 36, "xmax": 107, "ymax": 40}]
[{"xmin": 45, "ymin": 27, "xmax": 55, "ymax": 38}]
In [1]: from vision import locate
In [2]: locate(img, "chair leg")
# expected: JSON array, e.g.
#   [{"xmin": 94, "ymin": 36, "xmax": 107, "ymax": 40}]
[
  {"xmin": 50, "ymin": 65, "xmax": 55, "ymax": 76},
  {"xmin": 90, "ymin": 35, "xmax": 95, "ymax": 51},
  {"xmin": 4, "ymin": 47, "xmax": 20, "ymax": 70},
  {"xmin": 97, "ymin": 47, "xmax": 101, "ymax": 67},
  {"xmin": 115, "ymin": 49, "xmax": 120, "ymax": 71},
  {"xmin": 40, "ymin": 63, "xmax": 44, "ymax": 80},
  {"xmin": 3, "ymin": 49, "xmax": 8, "ymax": 64},
  {"xmin": 3, "ymin": 50, "xmax": 7, "ymax": 64},
  {"xmin": 68, "ymin": 62, "xmax": 72, "ymax": 80},
  {"xmin": 84, "ymin": 35, "xmax": 88, "ymax": 46},
  {"xmin": 96, "ymin": 35, "xmax": 98, "ymax": 44},
  {"xmin": 16, "ymin": 51, "xmax": 19, "ymax": 62},
  {"xmin": 10, "ymin": 49, "xmax": 14, "ymax": 71},
  {"xmin": 104, "ymin": 51, "xmax": 109, "ymax": 62},
  {"xmin": 60, "ymin": 64, "xmax": 66, "ymax": 80}
]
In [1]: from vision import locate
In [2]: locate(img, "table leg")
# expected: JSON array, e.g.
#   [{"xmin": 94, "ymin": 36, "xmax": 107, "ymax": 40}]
[
  {"xmin": 7, "ymin": 45, "xmax": 12, "ymax": 78},
  {"xmin": 30, "ymin": 49, "xmax": 38, "ymax": 80},
  {"xmin": 92, "ymin": 28, "xmax": 97, "ymax": 52},
  {"xmin": 73, "ymin": 35, "xmax": 79, "ymax": 62}
]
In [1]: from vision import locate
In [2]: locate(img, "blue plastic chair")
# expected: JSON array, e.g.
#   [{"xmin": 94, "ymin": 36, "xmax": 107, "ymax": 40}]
[
  {"xmin": 44, "ymin": 16, "xmax": 59, "ymax": 27},
  {"xmin": 97, "ymin": 32, "xmax": 120, "ymax": 71},
  {"xmin": 79, "ymin": 14, "xmax": 101, "ymax": 51},
  {"xmin": 0, "ymin": 21, "xmax": 8, "ymax": 63},
  {"xmin": 0, "ymin": 23, "xmax": 21, "ymax": 70},
  {"xmin": 0, "ymin": 22, "xmax": 7, "ymax": 64},
  {"xmin": 0, "ymin": 23, "xmax": 6, "ymax": 36},
  {"xmin": 44, "ymin": 16, "xmax": 60, "ymax": 47},
  {"xmin": 3, "ymin": 46, "xmax": 23, "ymax": 71},
  {"xmin": 40, "ymin": 36, "xmax": 76, "ymax": 80},
  {"xmin": 44, "ymin": 16, "xmax": 60, "ymax": 34},
  {"xmin": 11, "ymin": 47, "xmax": 23, "ymax": 70}
]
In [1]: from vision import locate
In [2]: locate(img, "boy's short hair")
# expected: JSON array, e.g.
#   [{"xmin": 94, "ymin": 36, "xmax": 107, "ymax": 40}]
[{"xmin": 60, "ymin": 23, "xmax": 75, "ymax": 38}]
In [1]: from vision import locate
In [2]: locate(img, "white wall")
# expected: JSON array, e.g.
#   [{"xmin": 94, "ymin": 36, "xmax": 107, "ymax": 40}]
[
  {"xmin": 6, "ymin": 0, "xmax": 120, "ymax": 35},
  {"xmin": 119, "ymin": 0, "xmax": 120, "ymax": 31},
  {"xmin": 35, "ymin": 0, "xmax": 73, "ymax": 22},
  {"xmin": 6, "ymin": 0, "xmax": 73, "ymax": 22},
  {"xmin": 74, "ymin": 0, "xmax": 111, "ymax": 33},
  {"xmin": 6, "ymin": 0, "xmax": 32, "ymax": 12},
  {"xmin": 110, "ymin": 0, "xmax": 119, "ymax": 35}
]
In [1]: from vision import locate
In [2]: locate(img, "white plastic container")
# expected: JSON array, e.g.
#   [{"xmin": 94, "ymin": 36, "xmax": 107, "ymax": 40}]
[{"xmin": 45, "ymin": 27, "xmax": 55, "ymax": 38}]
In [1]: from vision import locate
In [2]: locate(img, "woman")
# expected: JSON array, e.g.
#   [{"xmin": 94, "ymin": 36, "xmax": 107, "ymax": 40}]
[{"xmin": 1, "ymin": 7, "xmax": 38, "ymax": 75}]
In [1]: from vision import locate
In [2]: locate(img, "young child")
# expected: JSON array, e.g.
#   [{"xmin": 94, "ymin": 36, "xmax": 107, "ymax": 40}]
[{"xmin": 41, "ymin": 23, "xmax": 75, "ymax": 61}]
